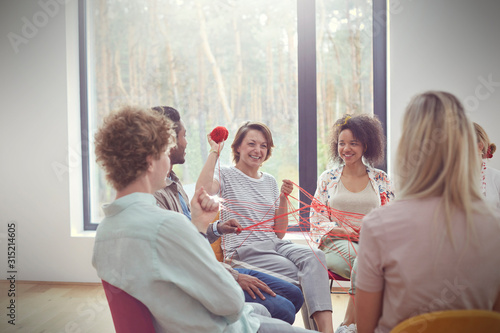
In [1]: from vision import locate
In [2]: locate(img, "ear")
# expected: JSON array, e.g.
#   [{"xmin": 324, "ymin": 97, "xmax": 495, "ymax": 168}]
[
  {"xmin": 478, "ymin": 142, "xmax": 485, "ymax": 155},
  {"xmin": 146, "ymin": 155, "xmax": 154, "ymax": 171}
]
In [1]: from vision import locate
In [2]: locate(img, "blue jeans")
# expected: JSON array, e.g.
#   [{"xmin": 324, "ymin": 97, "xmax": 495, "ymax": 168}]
[{"xmin": 235, "ymin": 268, "xmax": 304, "ymax": 324}]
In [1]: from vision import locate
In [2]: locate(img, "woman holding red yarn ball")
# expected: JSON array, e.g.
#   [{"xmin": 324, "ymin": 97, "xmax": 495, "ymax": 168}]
[{"xmin": 197, "ymin": 121, "xmax": 334, "ymax": 333}]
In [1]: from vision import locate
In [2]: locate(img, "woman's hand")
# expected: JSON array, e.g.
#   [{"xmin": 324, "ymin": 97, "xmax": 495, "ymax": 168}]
[
  {"xmin": 327, "ymin": 226, "xmax": 359, "ymax": 238},
  {"xmin": 207, "ymin": 134, "xmax": 224, "ymax": 155},
  {"xmin": 218, "ymin": 218, "xmax": 242, "ymax": 235},
  {"xmin": 280, "ymin": 179, "xmax": 293, "ymax": 197},
  {"xmin": 326, "ymin": 227, "xmax": 349, "ymax": 237}
]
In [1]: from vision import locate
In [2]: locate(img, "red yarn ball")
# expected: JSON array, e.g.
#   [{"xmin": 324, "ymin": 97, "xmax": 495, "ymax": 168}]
[{"xmin": 210, "ymin": 126, "xmax": 229, "ymax": 143}]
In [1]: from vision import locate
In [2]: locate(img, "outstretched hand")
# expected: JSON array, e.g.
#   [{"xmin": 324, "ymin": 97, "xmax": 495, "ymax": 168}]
[{"xmin": 190, "ymin": 187, "xmax": 219, "ymax": 233}]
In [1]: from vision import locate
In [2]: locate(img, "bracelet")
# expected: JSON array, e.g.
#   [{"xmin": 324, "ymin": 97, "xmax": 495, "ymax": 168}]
[
  {"xmin": 209, "ymin": 148, "xmax": 219, "ymax": 156},
  {"xmin": 212, "ymin": 220, "xmax": 222, "ymax": 237},
  {"xmin": 199, "ymin": 232, "xmax": 208, "ymax": 239}
]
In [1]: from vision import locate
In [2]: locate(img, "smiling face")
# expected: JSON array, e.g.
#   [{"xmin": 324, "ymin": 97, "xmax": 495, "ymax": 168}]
[
  {"xmin": 338, "ymin": 129, "xmax": 365, "ymax": 166},
  {"xmin": 236, "ymin": 129, "xmax": 269, "ymax": 169}
]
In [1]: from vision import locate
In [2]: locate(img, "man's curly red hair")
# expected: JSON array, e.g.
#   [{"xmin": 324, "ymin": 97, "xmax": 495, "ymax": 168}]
[{"xmin": 94, "ymin": 105, "xmax": 176, "ymax": 191}]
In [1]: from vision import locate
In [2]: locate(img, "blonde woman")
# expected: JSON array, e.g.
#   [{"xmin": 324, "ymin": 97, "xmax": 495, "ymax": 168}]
[
  {"xmin": 355, "ymin": 91, "xmax": 500, "ymax": 333},
  {"xmin": 474, "ymin": 122, "xmax": 500, "ymax": 208}
]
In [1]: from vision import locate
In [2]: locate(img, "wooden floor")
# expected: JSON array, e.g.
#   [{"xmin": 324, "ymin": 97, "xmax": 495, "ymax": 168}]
[{"xmin": 0, "ymin": 281, "xmax": 350, "ymax": 332}]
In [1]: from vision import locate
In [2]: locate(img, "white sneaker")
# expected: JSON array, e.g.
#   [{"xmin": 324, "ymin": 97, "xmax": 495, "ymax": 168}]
[
  {"xmin": 334, "ymin": 323, "xmax": 357, "ymax": 333},
  {"xmin": 346, "ymin": 323, "xmax": 357, "ymax": 332}
]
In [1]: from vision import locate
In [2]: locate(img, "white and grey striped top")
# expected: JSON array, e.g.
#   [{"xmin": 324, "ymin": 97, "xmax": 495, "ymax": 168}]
[{"xmin": 215, "ymin": 166, "xmax": 280, "ymax": 258}]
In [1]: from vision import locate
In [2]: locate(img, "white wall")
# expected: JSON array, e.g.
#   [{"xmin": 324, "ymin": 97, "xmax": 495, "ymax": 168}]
[
  {"xmin": 1, "ymin": 0, "xmax": 499, "ymax": 283},
  {"xmin": 389, "ymin": 0, "xmax": 500, "ymax": 174},
  {"xmin": 0, "ymin": 0, "xmax": 99, "ymax": 283}
]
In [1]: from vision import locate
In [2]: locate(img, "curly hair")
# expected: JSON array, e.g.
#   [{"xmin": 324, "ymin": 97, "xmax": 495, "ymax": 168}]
[
  {"xmin": 231, "ymin": 121, "xmax": 274, "ymax": 164},
  {"xmin": 330, "ymin": 114, "xmax": 385, "ymax": 166},
  {"xmin": 94, "ymin": 105, "xmax": 176, "ymax": 191}
]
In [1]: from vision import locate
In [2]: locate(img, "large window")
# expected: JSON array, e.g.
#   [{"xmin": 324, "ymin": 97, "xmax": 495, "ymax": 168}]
[
  {"xmin": 316, "ymin": 0, "xmax": 375, "ymax": 172},
  {"xmin": 80, "ymin": 0, "xmax": 386, "ymax": 230}
]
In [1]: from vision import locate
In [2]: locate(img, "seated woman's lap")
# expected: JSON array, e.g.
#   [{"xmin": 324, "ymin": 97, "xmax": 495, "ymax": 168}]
[
  {"xmin": 322, "ymin": 239, "xmax": 358, "ymax": 279},
  {"xmin": 231, "ymin": 240, "xmax": 300, "ymax": 282},
  {"xmin": 231, "ymin": 239, "xmax": 326, "ymax": 283}
]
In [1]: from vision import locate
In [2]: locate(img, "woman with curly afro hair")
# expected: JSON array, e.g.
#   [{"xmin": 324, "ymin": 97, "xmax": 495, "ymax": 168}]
[{"xmin": 309, "ymin": 114, "xmax": 395, "ymax": 333}]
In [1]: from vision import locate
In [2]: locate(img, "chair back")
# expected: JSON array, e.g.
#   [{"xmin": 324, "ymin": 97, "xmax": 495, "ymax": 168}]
[
  {"xmin": 390, "ymin": 309, "xmax": 500, "ymax": 333},
  {"xmin": 101, "ymin": 280, "xmax": 156, "ymax": 333}
]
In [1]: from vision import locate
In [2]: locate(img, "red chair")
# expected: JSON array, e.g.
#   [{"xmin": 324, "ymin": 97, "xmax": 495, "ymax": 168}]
[
  {"xmin": 328, "ymin": 270, "xmax": 350, "ymax": 293},
  {"xmin": 101, "ymin": 280, "xmax": 156, "ymax": 333}
]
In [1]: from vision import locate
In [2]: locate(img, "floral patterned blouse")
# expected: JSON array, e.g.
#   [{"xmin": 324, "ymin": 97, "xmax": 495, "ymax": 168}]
[{"xmin": 309, "ymin": 164, "xmax": 395, "ymax": 246}]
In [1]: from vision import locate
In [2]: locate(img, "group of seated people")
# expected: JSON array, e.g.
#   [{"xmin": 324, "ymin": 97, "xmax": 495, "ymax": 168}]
[{"xmin": 92, "ymin": 90, "xmax": 500, "ymax": 333}]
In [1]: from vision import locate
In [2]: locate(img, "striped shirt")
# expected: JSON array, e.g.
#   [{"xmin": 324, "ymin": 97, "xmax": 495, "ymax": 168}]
[{"xmin": 215, "ymin": 166, "xmax": 280, "ymax": 258}]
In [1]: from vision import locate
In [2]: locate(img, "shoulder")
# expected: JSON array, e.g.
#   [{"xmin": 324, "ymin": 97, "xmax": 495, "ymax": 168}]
[
  {"xmin": 156, "ymin": 210, "xmax": 198, "ymax": 240},
  {"xmin": 97, "ymin": 202, "xmax": 189, "ymax": 242},
  {"xmin": 318, "ymin": 166, "xmax": 342, "ymax": 182},
  {"xmin": 485, "ymin": 166, "xmax": 500, "ymax": 191},
  {"xmin": 486, "ymin": 166, "xmax": 500, "ymax": 179},
  {"xmin": 152, "ymin": 207, "xmax": 188, "ymax": 227},
  {"xmin": 315, "ymin": 167, "xmax": 342, "ymax": 194},
  {"xmin": 367, "ymin": 166, "xmax": 390, "ymax": 181},
  {"xmin": 154, "ymin": 186, "xmax": 175, "ymax": 199},
  {"xmin": 219, "ymin": 165, "xmax": 232, "ymax": 174},
  {"xmin": 261, "ymin": 171, "xmax": 277, "ymax": 182},
  {"xmin": 217, "ymin": 166, "xmax": 235, "ymax": 180},
  {"xmin": 362, "ymin": 199, "xmax": 419, "ymax": 236},
  {"xmin": 367, "ymin": 167, "xmax": 394, "ymax": 199}
]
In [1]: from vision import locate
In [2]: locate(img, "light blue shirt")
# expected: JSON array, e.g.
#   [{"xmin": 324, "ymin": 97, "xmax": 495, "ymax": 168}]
[
  {"xmin": 178, "ymin": 191, "xmax": 192, "ymax": 220},
  {"xmin": 92, "ymin": 192, "xmax": 260, "ymax": 333}
]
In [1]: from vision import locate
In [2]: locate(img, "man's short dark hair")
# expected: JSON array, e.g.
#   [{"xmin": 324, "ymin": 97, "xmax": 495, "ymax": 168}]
[
  {"xmin": 152, "ymin": 106, "xmax": 181, "ymax": 135},
  {"xmin": 152, "ymin": 106, "xmax": 180, "ymax": 122}
]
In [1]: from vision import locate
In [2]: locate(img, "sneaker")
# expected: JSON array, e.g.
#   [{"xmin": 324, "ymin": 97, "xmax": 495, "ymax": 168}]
[
  {"xmin": 346, "ymin": 323, "xmax": 357, "ymax": 332},
  {"xmin": 334, "ymin": 323, "xmax": 357, "ymax": 333}
]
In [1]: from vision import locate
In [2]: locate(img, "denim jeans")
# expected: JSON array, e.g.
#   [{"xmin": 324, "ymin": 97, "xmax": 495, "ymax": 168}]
[{"xmin": 235, "ymin": 268, "xmax": 304, "ymax": 324}]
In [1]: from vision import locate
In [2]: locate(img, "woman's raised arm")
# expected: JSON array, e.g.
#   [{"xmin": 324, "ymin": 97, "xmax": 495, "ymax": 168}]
[{"xmin": 195, "ymin": 134, "xmax": 223, "ymax": 195}]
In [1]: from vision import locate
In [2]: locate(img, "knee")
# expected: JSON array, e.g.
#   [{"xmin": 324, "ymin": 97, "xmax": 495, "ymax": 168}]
[
  {"xmin": 248, "ymin": 302, "xmax": 271, "ymax": 318},
  {"xmin": 313, "ymin": 248, "xmax": 327, "ymax": 262},
  {"xmin": 328, "ymin": 263, "xmax": 351, "ymax": 279},
  {"xmin": 265, "ymin": 298, "xmax": 296, "ymax": 325},
  {"xmin": 288, "ymin": 285, "xmax": 304, "ymax": 312}
]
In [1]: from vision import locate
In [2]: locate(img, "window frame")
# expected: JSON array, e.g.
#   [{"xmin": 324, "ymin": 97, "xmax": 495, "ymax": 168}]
[
  {"xmin": 79, "ymin": 0, "xmax": 387, "ymax": 231},
  {"xmin": 79, "ymin": 0, "xmax": 94, "ymax": 230}
]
